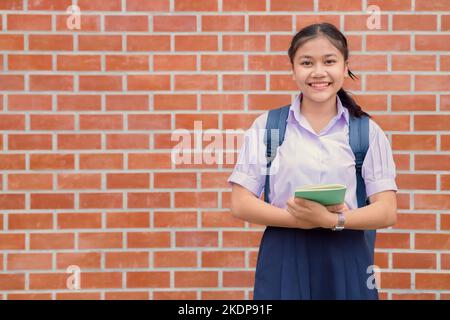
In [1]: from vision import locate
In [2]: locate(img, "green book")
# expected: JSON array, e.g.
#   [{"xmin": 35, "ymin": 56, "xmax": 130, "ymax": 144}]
[{"xmin": 294, "ymin": 183, "xmax": 346, "ymax": 206}]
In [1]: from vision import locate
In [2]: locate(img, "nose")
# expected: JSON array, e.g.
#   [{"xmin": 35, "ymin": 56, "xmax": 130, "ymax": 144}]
[{"xmin": 311, "ymin": 63, "xmax": 327, "ymax": 77}]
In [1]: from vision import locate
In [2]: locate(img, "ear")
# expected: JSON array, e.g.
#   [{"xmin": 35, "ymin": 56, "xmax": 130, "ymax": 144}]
[{"xmin": 344, "ymin": 60, "xmax": 349, "ymax": 78}]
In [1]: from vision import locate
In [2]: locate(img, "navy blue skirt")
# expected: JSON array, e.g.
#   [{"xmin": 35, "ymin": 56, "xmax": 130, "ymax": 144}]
[{"xmin": 253, "ymin": 227, "xmax": 379, "ymax": 300}]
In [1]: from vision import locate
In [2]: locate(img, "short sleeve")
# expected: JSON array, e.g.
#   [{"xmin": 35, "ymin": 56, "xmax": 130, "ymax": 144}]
[
  {"xmin": 362, "ymin": 119, "xmax": 398, "ymax": 199},
  {"xmin": 227, "ymin": 113, "xmax": 268, "ymax": 197}
]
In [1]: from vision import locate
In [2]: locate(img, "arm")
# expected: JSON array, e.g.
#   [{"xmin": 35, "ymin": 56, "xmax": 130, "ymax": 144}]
[
  {"xmin": 230, "ymin": 183, "xmax": 316, "ymax": 229},
  {"xmin": 285, "ymin": 190, "xmax": 397, "ymax": 230},
  {"xmin": 337, "ymin": 190, "xmax": 397, "ymax": 230}
]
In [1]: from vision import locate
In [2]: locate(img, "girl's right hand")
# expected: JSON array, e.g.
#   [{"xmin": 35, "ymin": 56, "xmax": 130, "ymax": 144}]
[{"xmin": 325, "ymin": 203, "xmax": 349, "ymax": 213}]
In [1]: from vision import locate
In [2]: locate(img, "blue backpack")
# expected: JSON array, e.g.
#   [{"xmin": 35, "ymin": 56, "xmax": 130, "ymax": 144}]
[{"xmin": 263, "ymin": 104, "xmax": 375, "ymax": 262}]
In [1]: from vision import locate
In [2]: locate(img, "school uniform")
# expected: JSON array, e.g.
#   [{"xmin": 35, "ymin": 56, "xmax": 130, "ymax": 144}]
[{"xmin": 227, "ymin": 94, "xmax": 398, "ymax": 300}]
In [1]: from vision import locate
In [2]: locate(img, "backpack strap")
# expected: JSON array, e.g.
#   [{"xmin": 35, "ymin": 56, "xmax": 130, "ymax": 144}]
[
  {"xmin": 349, "ymin": 115, "xmax": 375, "ymax": 262},
  {"xmin": 263, "ymin": 105, "xmax": 290, "ymax": 203}
]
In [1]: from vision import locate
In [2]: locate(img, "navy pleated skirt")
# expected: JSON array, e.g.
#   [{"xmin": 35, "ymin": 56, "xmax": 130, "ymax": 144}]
[{"xmin": 253, "ymin": 227, "xmax": 379, "ymax": 300}]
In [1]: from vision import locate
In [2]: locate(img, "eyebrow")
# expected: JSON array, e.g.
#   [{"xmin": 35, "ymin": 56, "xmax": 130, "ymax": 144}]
[{"xmin": 298, "ymin": 54, "xmax": 338, "ymax": 59}]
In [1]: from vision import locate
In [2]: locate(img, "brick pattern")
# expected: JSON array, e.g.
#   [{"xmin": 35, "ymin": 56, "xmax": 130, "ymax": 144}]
[{"xmin": 0, "ymin": 0, "xmax": 449, "ymax": 300}]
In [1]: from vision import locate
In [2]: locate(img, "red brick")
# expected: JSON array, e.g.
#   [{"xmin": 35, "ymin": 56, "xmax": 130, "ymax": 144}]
[
  {"xmin": 8, "ymin": 94, "xmax": 52, "ymax": 111},
  {"xmin": 30, "ymin": 75, "xmax": 73, "ymax": 91},
  {"xmin": 128, "ymin": 75, "xmax": 170, "ymax": 91},
  {"xmin": 127, "ymin": 35, "xmax": 170, "ymax": 51},
  {"xmin": 0, "ymin": 233, "xmax": 25, "ymax": 249},
  {"xmin": 56, "ymin": 252, "xmax": 101, "ymax": 269},
  {"xmin": 58, "ymin": 212, "xmax": 102, "ymax": 229},
  {"xmin": 154, "ymin": 55, "xmax": 196, "ymax": 71},
  {"xmin": 30, "ymin": 233, "xmax": 74, "ymax": 250},
  {"xmin": 79, "ymin": 154, "xmax": 123, "ymax": 169},
  {"xmin": 57, "ymin": 55, "xmax": 101, "ymax": 71},
  {"xmin": 57, "ymin": 95, "xmax": 101, "ymax": 111},
  {"xmin": 8, "ymin": 14, "xmax": 52, "ymax": 31},
  {"xmin": 223, "ymin": 231, "xmax": 262, "ymax": 248},
  {"xmin": 57, "ymin": 134, "xmax": 102, "ymax": 150},
  {"xmin": 106, "ymin": 212, "xmax": 150, "ymax": 229},
  {"xmin": 154, "ymin": 172, "xmax": 197, "ymax": 189},
  {"xmin": 79, "ymin": 75, "xmax": 122, "ymax": 91},
  {"xmin": 223, "ymin": 35, "xmax": 266, "ymax": 51},
  {"xmin": 0, "ymin": 34, "xmax": 24, "ymax": 50},
  {"xmin": 176, "ymin": 231, "xmax": 218, "ymax": 247},
  {"xmin": 106, "ymin": 95, "xmax": 149, "ymax": 111},
  {"xmin": 80, "ymin": 114, "xmax": 123, "ymax": 130},
  {"xmin": 154, "ymin": 251, "xmax": 197, "ymax": 268},
  {"xmin": 8, "ymin": 54, "xmax": 52, "ymax": 71},
  {"xmin": 153, "ymin": 16, "xmax": 196, "ymax": 32},
  {"xmin": 57, "ymin": 173, "xmax": 101, "ymax": 189},
  {"xmin": 175, "ymin": 271, "xmax": 218, "ymax": 287},
  {"xmin": 0, "ymin": 114, "xmax": 25, "ymax": 130},
  {"xmin": 9, "ymin": 134, "xmax": 52, "ymax": 150},
  {"xmin": 127, "ymin": 232, "xmax": 171, "ymax": 248},
  {"xmin": 0, "ymin": 0, "xmax": 23, "ymax": 10},
  {"xmin": 30, "ymin": 154, "xmax": 74, "ymax": 170},
  {"xmin": 79, "ymin": 35, "xmax": 122, "ymax": 51},
  {"xmin": 79, "ymin": 232, "xmax": 123, "ymax": 249},
  {"xmin": 202, "ymin": 251, "xmax": 245, "ymax": 268},
  {"xmin": 154, "ymin": 211, "xmax": 197, "ymax": 228},
  {"xmin": 0, "ymin": 274, "xmax": 25, "ymax": 290},
  {"xmin": 127, "ymin": 272, "xmax": 170, "ymax": 288},
  {"xmin": 154, "ymin": 291, "xmax": 197, "ymax": 299},
  {"xmin": 223, "ymin": 271, "xmax": 254, "ymax": 287},
  {"xmin": 175, "ymin": 0, "xmax": 217, "ymax": 11},
  {"xmin": 128, "ymin": 153, "xmax": 171, "ymax": 169},
  {"xmin": 29, "ymin": 35, "xmax": 73, "ymax": 51},
  {"xmin": 249, "ymin": 15, "xmax": 292, "ymax": 31},
  {"xmin": 8, "ymin": 213, "xmax": 53, "ymax": 230},
  {"xmin": 201, "ymin": 211, "xmax": 245, "ymax": 228},
  {"xmin": 128, "ymin": 114, "xmax": 171, "ymax": 130},
  {"xmin": 80, "ymin": 193, "xmax": 123, "ymax": 209},
  {"xmin": 202, "ymin": 15, "xmax": 244, "ymax": 31},
  {"xmin": 78, "ymin": 0, "xmax": 121, "ymax": 10},
  {"xmin": 31, "ymin": 194, "xmax": 74, "ymax": 209},
  {"xmin": 0, "ymin": 75, "xmax": 24, "ymax": 90},
  {"xmin": 126, "ymin": 0, "xmax": 169, "ymax": 11},
  {"xmin": 106, "ymin": 134, "xmax": 149, "ymax": 150},
  {"xmin": 176, "ymin": 35, "xmax": 218, "ymax": 51},
  {"xmin": 105, "ymin": 251, "xmax": 149, "ymax": 268},
  {"xmin": 105, "ymin": 16, "xmax": 148, "ymax": 31},
  {"xmin": 31, "ymin": 115, "xmax": 74, "ymax": 130},
  {"xmin": 393, "ymin": 253, "xmax": 436, "ymax": 269},
  {"xmin": 222, "ymin": 0, "xmax": 265, "ymax": 11},
  {"xmin": 127, "ymin": 192, "xmax": 171, "ymax": 208},
  {"xmin": 106, "ymin": 55, "xmax": 149, "ymax": 71},
  {"xmin": 28, "ymin": 0, "xmax": 71, "ymax": 10},
  {"xmin": 416, "ymin": 273, "xmax": 450, "ymax": 290},
  {"xmin": 105, "ymin": 291, "xmax": 149, "ymax": 300},
  {"xmin": 415, "ymin": 233, "xmax": 450, "ymax": 250},
  {"xmin": 8, "ymin": 253, "xmax": 52, "ymax": 270},
  {"xmin": 175, "ymin": 192, "xmax": 218, "ymax": 208}
]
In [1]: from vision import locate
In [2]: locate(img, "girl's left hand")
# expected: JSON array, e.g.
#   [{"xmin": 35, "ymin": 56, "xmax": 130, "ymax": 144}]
[{"xmin": 286, "ymin": 197, "xmax": 335, "ymax": 229}]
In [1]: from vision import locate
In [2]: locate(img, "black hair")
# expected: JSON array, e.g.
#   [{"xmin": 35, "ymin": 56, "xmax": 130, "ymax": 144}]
[{"xmin": 288, "ymin": 22, "xmax": 371, "ymax": 118}]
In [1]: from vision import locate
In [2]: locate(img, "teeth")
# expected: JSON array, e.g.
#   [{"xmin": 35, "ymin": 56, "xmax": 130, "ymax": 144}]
[{"xmin": 310, "ymin": 83, "xmax": 330, "ymax": 88}]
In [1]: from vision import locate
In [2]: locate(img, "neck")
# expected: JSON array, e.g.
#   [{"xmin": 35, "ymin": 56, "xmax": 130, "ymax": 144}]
[{"xmin": 300, "ymin": 94, "xmax": 338, "ymax": 119}]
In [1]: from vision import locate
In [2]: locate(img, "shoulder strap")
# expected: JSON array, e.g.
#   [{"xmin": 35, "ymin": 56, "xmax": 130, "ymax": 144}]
[
  {"xmin": 349, "ymin": 115, "xmax": 375, "ymax": 262},
  {"xmin": 263, "ymin": 105, "xmax": 290, "ymax": 203}
]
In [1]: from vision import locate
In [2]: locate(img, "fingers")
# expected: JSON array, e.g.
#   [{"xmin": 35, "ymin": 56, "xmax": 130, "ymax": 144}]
[{"xmin": 325, "ymin": 203, "xmax": 346, "ymax": 212}]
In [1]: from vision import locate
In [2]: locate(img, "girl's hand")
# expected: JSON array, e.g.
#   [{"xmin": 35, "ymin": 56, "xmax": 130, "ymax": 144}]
[
  {"xmin": 286, "ymin": 197, "xmax": 335, "ymax": 229},
  {"xmin": 326, "ymin": 202, "xmax": 350, "ymax": 213}
]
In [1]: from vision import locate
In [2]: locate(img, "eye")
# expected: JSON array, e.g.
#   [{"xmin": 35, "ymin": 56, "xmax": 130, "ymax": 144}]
[
  {"xmin": 325, "ymin": 60, "xmax": 336, "ymax": 64},
  {"xmin": 300, "ymin": 61, "xmax": 311, "ymax": 66}
]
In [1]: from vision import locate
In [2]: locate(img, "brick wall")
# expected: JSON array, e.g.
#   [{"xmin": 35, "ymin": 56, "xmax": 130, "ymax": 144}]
[{"xmin": 0, "ymin": 0, "xmax": 449, "ymax": 300}]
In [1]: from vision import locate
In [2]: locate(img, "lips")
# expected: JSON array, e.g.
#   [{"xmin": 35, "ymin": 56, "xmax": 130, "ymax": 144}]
[{"xmin": 308, "ymin": 82, "xmax": 332, "ymax": 89}]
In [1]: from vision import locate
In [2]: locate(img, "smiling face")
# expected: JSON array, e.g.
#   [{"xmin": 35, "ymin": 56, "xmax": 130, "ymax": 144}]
[{"xmin": 291, "ymin": 36, "xmax": 348, "ymax": 104}]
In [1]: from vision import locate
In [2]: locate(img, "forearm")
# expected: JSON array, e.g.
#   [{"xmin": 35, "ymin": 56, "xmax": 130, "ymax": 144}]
[
  {"xmin": 231, "ymin": 193, "xmax": 312, "ymax": 229},
  {"xmin": 341, "ymin": 201, "xmax": 396, "ymax": 230}
]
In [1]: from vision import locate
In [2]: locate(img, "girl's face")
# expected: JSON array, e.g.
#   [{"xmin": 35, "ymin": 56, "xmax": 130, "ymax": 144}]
[{"xmin": 291, "ymin": 36, "xmax": 348, "ymax": 103}]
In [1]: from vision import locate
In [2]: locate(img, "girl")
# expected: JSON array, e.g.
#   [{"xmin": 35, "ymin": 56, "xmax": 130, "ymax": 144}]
[{"xmin": 227, "ymin": 23, "xmax": 398, "ymax": 300}]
